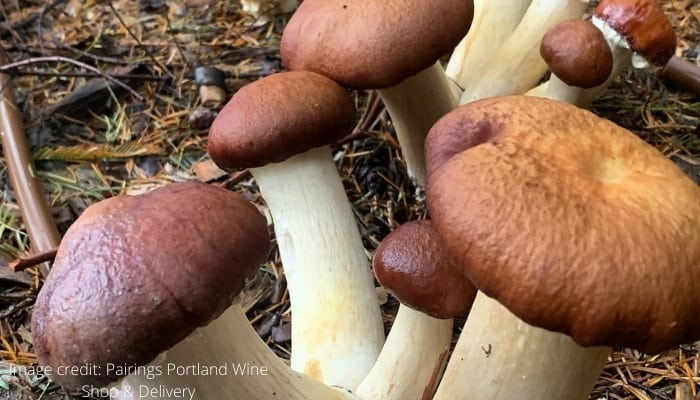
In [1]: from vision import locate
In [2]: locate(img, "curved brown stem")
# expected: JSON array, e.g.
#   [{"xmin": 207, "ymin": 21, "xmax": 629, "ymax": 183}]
[
  {"xmin": 662, "ymin": 56, "xmax": 700, "ymax": 96},
  {"xmin": 0, "ymin": 48, "xmax": 60, "ymax": 277}
]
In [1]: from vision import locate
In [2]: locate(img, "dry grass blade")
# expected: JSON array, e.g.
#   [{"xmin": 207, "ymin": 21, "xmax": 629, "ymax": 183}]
[{"xmin": 33, "ymin": 142, "xmax": 162, "ymax": 161}]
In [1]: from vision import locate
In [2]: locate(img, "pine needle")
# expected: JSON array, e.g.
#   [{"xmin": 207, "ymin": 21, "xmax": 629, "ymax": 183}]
[{"xmin": 33, "ymin": 142, "xmax": 162, "ymax": 162}]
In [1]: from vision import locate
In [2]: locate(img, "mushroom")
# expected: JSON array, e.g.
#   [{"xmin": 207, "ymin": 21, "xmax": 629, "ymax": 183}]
[
  {"xmin": 445, "ymin": 0, "xmax": 531, "ymax": 99},
  {"xmin": 355, "ymin": 220, "xmax": 476, "ymax": 400},
  {"xmin": 207, "ymin": 71, "xmax": 384, "ymax": 389},
  {"xmin": 536, "ymin": 19, "xmax": 614, "ymax": 103},
  {"xmin": 32, "ymin": 182, "xmax": 355, "ymax": 399},
  {"xmin": 280, "ymin": 0, "xmax": 473, "ymax": 187},
  {"xmin": 529, "ymin": 0, "xmax": 676, "ymax": 107},
  {"xmin": 459, "ymin": 0, "xmax": 589, "ymax": 104},
  {"xmin": 194, "ymin": 66, "xmax": 227, "ymax": 108},
  {"xmin": 240, "ymin": 0, "xmax": 300, "ymax": 20},
  {"xmin": 425, "ymin": 95, "xmax": 700, "ymax": 400}
]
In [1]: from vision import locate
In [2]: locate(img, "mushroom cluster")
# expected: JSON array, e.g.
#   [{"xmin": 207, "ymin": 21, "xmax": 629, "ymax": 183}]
[{"xmin": 27, "ymin": 1, "xmax": 700, "ymax": 400}]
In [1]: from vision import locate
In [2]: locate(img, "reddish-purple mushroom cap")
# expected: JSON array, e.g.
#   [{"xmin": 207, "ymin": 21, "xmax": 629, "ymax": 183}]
[
  {"xmin": 373, "ymin": 220, "xmax": 476, "ymax": 319},
  {"xmin": 594, "ymin": 0, "xmax": 676, "ymax": 66},
  {"xmin": 280, "ymin": 0, "xmax": 474, "ymax": 89},
  {"xmin": 540, "ymin": 19, "xmax": 614, "ymax": 88},
  {"xmin": 207, "ymin": 71, "xmax": 355, "ymax": 170},
  {"xmin": 31, "ymin": 182, "xmax": 270, "ymax": 389},
  {"xmin": 425, "ymin": 95, "xmax": 700, "ymax": 353}
]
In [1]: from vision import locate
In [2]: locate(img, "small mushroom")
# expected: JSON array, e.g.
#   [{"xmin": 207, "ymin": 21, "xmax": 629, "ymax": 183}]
[
  {"xmin": 530, "ymin": 0, "xmax": 676, "ymax": 106},
  {"xmin": 537, "ymin": 19, "xmax": 614, "ymax": 103},
  {"xmin": 32, "ymin": 182, "xmax": 354, "ymax": 399},
  {"xmin": 355, "ymin": 220, "xmax": 476, "ymax": 400},
  {"xmin": 208, "ymin": 71, "xmax": 384, "ymax": 390},
  {"xmin": 426, "ymin": 95, "xmax": 700, "ymax": 400},
  {"xmin": 240, "ymin": 0, "xmax": 299, "ymax": 20},
  {"xmin": 281, "ymin": 0, "xmax": 474, "ymax": 187},
  {"xmin": 372, "ymin": 220, "xmax": 475, "ymax": 320},
  {"xmin": 194, "ymin": 66, "xmax": 226, "ymax": 108}
]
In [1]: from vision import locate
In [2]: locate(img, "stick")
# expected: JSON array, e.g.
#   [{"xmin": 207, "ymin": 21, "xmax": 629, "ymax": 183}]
[
  {"xmin": 0, "ymin": 48, "xmax": 61, "ymax": 277},
  {"xmin": 10, "ymin": 248, "xmax": 58, "ymax": 272}
]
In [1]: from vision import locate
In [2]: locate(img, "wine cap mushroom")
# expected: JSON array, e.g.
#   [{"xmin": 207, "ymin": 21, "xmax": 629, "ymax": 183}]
[
  {"xmin": 373, "ymin": 220, "xmax": 476, "ymax": 319},
  {"xmin": 31, "ymin": 182, "xmax": 271, "ymax": 389},
  {"xmin": 593, "ymin": 0, "xmax": 676, "ymax": 67},
  {"xmin": 208, "ymin": 71, "xmax": 355, "ymax": 169},
  {"xmin": 425, "ymin": 95, "xmax": 700, "ymax": 353},
  {"xmin": 280, "ymin": 0, "xmax": 474, "ymax": 89},
  {"xmin": 540, "ymin": 19, "xmax": 614, "ymax": 88}
]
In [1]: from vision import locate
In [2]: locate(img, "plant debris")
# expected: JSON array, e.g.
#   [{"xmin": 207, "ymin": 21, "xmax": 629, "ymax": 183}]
[{"xmin": 0, "ymin": 1, "xmax": 698, "ymax": 399}]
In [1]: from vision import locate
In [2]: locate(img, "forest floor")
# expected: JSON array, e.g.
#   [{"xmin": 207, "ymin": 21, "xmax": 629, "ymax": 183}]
[{"xmin": 0, "ymin": 1, "xmax": 699, "ymax": 399}]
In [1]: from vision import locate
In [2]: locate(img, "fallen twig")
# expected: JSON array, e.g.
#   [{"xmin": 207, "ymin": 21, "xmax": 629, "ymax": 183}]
[
  {"xmin": 0, "ymin": 48, "xmax": 61, "ymax": 277},
  {"xmin": 10, "ymin": 248, "xmax": 58, "ymax": 272},
  {"xmin": 0, "ymin": 56, "xmax": 144, "ymax": 100}
]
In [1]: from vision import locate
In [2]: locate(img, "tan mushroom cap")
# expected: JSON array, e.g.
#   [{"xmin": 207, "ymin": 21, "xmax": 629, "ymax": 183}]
[
  {"xmin": 208, "ymin": 71, "xmax": 355, "ymax": 169},
  {"xmin": 32, "ymin": 182, "xmax": 270, "ymax": 389},
  {"xmin": 425, "ymin": 95, "xmax": 700, "ymax": 353},
  {"xmin": 595, "ymin": 0, "xmax": 676, "ymax": 66},
  {"xmin": 280, "ymin": 0, "xmax": 474, "ymax": 89},
  {"xmin": 373, "ymin": 220, "xmax": 476, "ymax": 319},
  {"xmin": 540, "ymin": 19, "xmax": 614, "ymax": 88}
]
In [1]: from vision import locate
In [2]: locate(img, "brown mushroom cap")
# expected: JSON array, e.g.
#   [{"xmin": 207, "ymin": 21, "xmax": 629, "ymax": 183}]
[
  {"xmin": 595, "ymin": 0, "xmax": 676, "ymax": 66},
  {"xmin": 373, "ymin": 220, "xmax": 476, "ymax": 319},
  {"xmin": 31, "ymin": 182, "xmax": 270, "ymax": 389},
  {"xmin": 425, "ymin": 95, "xmax": 700, "ymax": 353},
  {"xmin": 208, "ymin": 71, "xmax": 355, "ymax": 170},
  {"xmin": 280, "ymin": 0, "xmax": 474, "ymax": 89},
  {"xmin": 540, "ymin": 19, "xmax": 614, "ymax": 88}
]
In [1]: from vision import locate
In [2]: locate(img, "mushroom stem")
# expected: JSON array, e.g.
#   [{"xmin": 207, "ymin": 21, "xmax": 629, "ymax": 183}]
[
  {"xmin": 445, "ymin": 0, "xmax": 531, "ymax": 98},
  {"xmin": 663, "ymin": 56, "xmax": 700, "ymax": 96},
  {"xmin": 546, "ymin": 49, "xmax": 630, "ymax": 105},
  {"xmin": 250, "ymin": 146, "xmax": 384, "ymax": 390},
  {"xmin": 528, "ymin": 28, "xmax": 633, "ymax": 106},
  {"xmin": 111, "ymin": 304, "xmax": 357, "ymax": 400},
  {"xmin": 530, "ymin": 42, "xmax": 632, "ymax": 106},
  {"xmin": 0, "ymin": 48, "xmax": 60, "ymax": 277},
  {"xmin": 459, "ymin": 0, "xmax": 589, "ymax": 104},
  {"xmin": 377, "ymin": 62, "xmax": 457, "ymax": 188},
  {"xmin": 354, "ymin": 306, "xmax": 452, "ymax": 400},
  {"xmin": 539, "ymin": 74, "xmax": 586, "ymax": 103},
  {"xmin": 433, "ymin": 293, "xmax": 611, "ymax": 400}
]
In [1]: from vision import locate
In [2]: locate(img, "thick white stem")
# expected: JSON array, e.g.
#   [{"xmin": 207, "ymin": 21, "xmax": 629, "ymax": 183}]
[
  {"xmin": 251, "ymin": 146, "xmax": 384, "ymax": 390},
  {"xmin": 574, "ymin": 23, "xmax": 634, "ymax": 107},
  {"xmin": 433, "ymin": 293, "xmax": 611, "ymax": 400},
  {"xmin": 446, "ymin": 0, "xmax": 532, "ymax": 98},
  {"xmin": 378, "ymin": 62, "xmax": 457, "ymax": 187},
  {"xmin": 354, "ymin": 306, "xmax": 452, "ymax": 400},
  {"xmin": 111, "ymin": 304, "xmax": 356, "ymax": 400},
  {"xmin": 540, "ymin": 74, "xmax": 584, "ymax": 103},
  {"xmin": 460, "ymin": 0, "xmax": 589, "ymax": 104}
]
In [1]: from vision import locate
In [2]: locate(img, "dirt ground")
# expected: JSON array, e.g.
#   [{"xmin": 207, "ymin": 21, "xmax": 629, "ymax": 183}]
[{"xmin": 0, "ymin": 1, "xmax": 699, "ymax": 399}]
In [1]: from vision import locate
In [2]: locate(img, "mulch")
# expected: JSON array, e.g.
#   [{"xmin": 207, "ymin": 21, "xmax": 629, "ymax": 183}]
[{"xmin": 0, "ymin": 1, "xmax": 698, "ymax": 399}]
